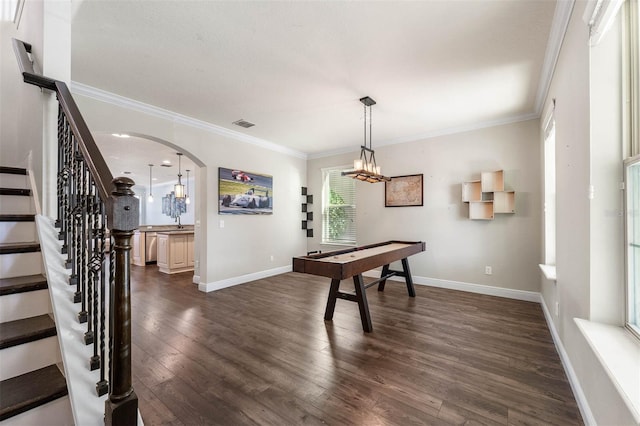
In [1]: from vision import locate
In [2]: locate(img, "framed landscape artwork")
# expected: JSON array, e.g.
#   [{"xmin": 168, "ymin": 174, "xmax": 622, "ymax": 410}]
[
  {"xmin": 385, "ymin": 174, "xmax": 423, "ymax": 207},
  {"xmin": 218, "ymin": 167, "xmax": 273, "ymax": 215}
]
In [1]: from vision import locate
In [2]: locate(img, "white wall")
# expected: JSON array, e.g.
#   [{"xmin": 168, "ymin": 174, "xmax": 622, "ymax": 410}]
[
  {"xmin": 1, "ymin": 1, "xmax": 70, "ymax": 217},
  {"xmin": 1, "ymin": 2, "xmax": 44, "ymax": 184},
  {"xmin": 72, "ymin": 93, "xmax": 308, "ymax": 288},
  {"xmin": 540, "ymin": 3, "xmax": 634, "ymax": 424},
  {"xmin": 307, "ymin": 119, "xmax": 542, "ymax": 293},
  {"xmin": 137, "ymin": 179, "xmax": 196, "ymax": 226}
]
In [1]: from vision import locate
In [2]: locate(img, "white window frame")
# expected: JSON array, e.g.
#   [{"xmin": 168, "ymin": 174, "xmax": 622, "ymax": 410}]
[
  {"xmin": 625, "ymin": 0, "xmax": 640, "ymax": 338},
  {"xmin": 321, "ymin": 166, "xmax": 356, "ymax": 246},
  {"xmin": 543, "ymin": 112, "xmax": 557, "ymax": 267}
]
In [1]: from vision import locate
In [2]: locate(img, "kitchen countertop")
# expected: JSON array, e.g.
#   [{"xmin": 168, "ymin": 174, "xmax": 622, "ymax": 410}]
[
  {"xmin": 136, "ymin": 225, "xmax": 194, "ymax": 232},
  {"xmin": 156, "ymin": 230, "xmax": 195, "ymax": 235}
]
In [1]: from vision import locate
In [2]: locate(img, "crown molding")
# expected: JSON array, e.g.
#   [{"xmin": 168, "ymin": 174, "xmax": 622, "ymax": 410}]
[
  {"xmin": 70, "ymin": 82, "xmax": 308, "ymax": 160},
  {"xmin": 535, "ymin": 0, "xmax": 576, "ymax": 114},
  {"xmin": 308, "ymin": 112, "xmax": 540, "ymax": 160}
]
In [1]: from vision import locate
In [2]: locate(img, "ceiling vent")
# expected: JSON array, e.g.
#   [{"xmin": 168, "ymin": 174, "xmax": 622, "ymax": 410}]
[
  {"xmin": 160, "ymin": 164, "xmax": 173, "ymax": 168},
  {"xmin": 233, "ymin": 119, "xmax": 255, "ymax": 129}
]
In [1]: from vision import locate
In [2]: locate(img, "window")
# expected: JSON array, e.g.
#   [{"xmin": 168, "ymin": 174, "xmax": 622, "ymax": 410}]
[
  {"xmin": 321, "ymin": 167, "xmax": 356, "ymax": 245},
  {"xmin": 543, "ymin": 112, "xmax": 556, "ymax": 266},
  {"xmin": 625, "ymin": 155, "xmax": 640, "ymax": 337},
  {"xmin": 626, "ymin": 0, "xmax": 640, "ymax": 337}
]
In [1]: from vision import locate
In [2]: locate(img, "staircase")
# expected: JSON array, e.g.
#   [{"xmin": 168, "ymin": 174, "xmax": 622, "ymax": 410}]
[
  {"xmin": 0, "ymin": 167, "xmax": 73, "ymax": 425},
  {"xmin": 8, "ymin": 38, "xmax": 141, "ymax": 425}
]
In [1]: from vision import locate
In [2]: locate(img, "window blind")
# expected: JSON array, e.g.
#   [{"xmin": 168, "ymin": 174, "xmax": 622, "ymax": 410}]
[{"xmin": 322, "ymin": 167, "xmax": 356, "ymax": 245}]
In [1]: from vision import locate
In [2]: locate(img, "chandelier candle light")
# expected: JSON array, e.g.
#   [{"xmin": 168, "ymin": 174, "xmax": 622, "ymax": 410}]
[
  {"xmin": 342, "ymin": 96, "xmax": 391, "ymax": 183},
  {"xmin": 174, "ymin": 152, "xmax": 185, "ymax": 199}
]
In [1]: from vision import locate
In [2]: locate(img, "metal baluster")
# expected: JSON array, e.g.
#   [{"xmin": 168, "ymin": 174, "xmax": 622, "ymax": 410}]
[
  {"xmin": 89, "ymin": 178, "xmax": 101, "ymax": 359},
  {"xmin": 78, "ymin": 156, "xmax": 88, "ymax": 322},
  {"xmin": 96, "ymin": 198, "xmax": 109, "ymax": 396},
  {"xmin": 56, "ymin": 106, "xmax": 64, "ymax": 230},
  {"xmin": 85, "ymin": 167, "xmax": 95, "ymax": 345},
  {"xmin": 72, "ymin": 140, "xmax": 83, "ymax": 305}
]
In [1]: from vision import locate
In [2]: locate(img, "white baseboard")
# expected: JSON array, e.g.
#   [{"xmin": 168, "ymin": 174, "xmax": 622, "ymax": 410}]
[
  {"xmin": 540, "ymin": 298, "xmax": 596, "ymax": 426},
  {"xmin": 192, "ymin": 275, "xmax": 200, "ymax": 284},
  {"xmin": 362, "ymin": 270, "xmax": 540, "ymax": 302},
  {"xmin": 198, "ymin": 265, "xmax": 292, "ymax": 293}
]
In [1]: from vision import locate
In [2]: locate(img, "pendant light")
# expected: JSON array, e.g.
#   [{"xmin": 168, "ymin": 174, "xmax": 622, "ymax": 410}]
[
  {"xmin": 341, "ymin": 96, "xmax": 390, "ymax": 183},
  {"xmin": 185, "ymin": 169, "xmax": 191, "ymax": 205},
  {"xmin": 174, "ymin": 152, "xmax": 185, "ymax": 198},
  {"xmin": 147, "ymin": 164, "xmax": 154, "ymax": 202}
]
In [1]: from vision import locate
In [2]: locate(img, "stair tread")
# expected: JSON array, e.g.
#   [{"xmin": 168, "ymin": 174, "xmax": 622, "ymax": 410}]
[
  {"xmin": 0, "ymin": 188, "xmax": 31, "ymax": 196},
  {"xmin": 0, "ymin": 242, "xmax": 41, "ymax": 254},
  {"xmin": 0, "ymin": 274, "xmax": 48, "ymax": 296},
  {"xmin": 0, "ymin": 214, "xmax": 35, "ymax": 222},
  {"xmin": 0, "ymin": 314, "xmax": 56, "ymax": 349},
  {"xmin": 0, "ymin": 167, "xmax": 27, "ymax": 176},
  {"xmin": 0, "ymin": 365, "xmax": 68, "ymax": 421}
]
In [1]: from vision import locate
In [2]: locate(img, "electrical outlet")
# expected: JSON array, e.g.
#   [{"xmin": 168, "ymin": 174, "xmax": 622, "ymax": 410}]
[
  {"xmin": 270, "ymin": 255, "xmax": 274, "ymax": 262},
  {"xmin": 219, "ymin": 219, "xmax": 224, "ymax": 228},
  {"xmin": 485, "ymin": 266, "xmax": 492, "ymax": 275},
  {"xmin": 555, "ymin": 302, "xmax": 559, "ymax": 316}
]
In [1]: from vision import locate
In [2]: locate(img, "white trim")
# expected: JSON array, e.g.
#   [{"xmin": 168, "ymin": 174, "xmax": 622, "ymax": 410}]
[
  {"xmin": 192, "ymin": 275, "xmax": 200, "ymax": 285},
  {"xmin": 584, "ymin": 0, "xmax": 625, "ymax": 45},
  {"xmin": 309, "ymin": 115, "xmax": 540, "ymax": 160},
  {"xmin": 540, "ymin": 299, "xmax": 597, "ymax": 426},
  {"xmin": 535, "ymin": 0, "xmax": 575, "ymax": 114},
  {"xmin": 378, "ymin": 113, "xmax": 540, "ymax": 151},
  {"xmin": 198, "ymin": 265, "xmax": 292, "ymax": 293},
  {"xmin": 70, "ymin": 82, "xmax": 307, "ymax": 160},
  {"xmin": 575, "ymin": 318, "xmax": 640, "ymax": 424},
  {"xmin": 35, "ymin": 215, "xmax": 107, "ymax": 426},
  {"xmin": 539, "ymin": 263, "xmax": 557, "ymax": 281},
  {"xmin": 362, "ymin": 270, "xmax": 541, "ymax": 302}
]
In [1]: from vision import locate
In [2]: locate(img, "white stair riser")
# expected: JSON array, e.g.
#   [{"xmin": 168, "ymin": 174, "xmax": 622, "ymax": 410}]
[
  {"xmin": 0, "ymin": 222, "xmax": 37, "ymax": 244},
  {"xmin": 0, "ymin": 289, "xmax": 51, "ymax": 323},
  {"xmin": 0, "ymin": 251, "xmax": 43, "ymax": 279},
  {"xmin": 0, "ymin": 336, "xmax": 62, "ymax": 381},
  {"xmin": 0, "ymin": 195, "xmax": 33, "ymax": 215},
  {"xmin": 0, "ymin": 174, "xmax": 29, "ymax": 190},
  {"xmin": 0, "ymin": 395, "xmax": 73, "ymax": 426}
]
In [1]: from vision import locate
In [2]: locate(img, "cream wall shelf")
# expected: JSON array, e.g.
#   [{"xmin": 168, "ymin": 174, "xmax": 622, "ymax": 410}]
[{"xmin": 462, "ymin": 170, "xmax": 515, "ymax": 220}]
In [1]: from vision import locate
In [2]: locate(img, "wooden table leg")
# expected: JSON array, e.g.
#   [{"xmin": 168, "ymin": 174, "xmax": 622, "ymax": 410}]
[
  {"xmin": 401, "ymin": 258, "xmax": 416, "ymax": 297},
  {"xmin": 378, "ymin": 264, "xmax": 390, "ymax": 292},
  {"xmin": 324, "ymin": 278, "xmax": 341, "ymax": 321},
  {"xmin": 353, "ymin": 274, "xmax": 373, "ymax": 332}
]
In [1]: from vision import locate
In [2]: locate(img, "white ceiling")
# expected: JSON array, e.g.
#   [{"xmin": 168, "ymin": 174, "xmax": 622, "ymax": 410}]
[
  {"xmin": 93, "ymin": 133, "xmax": 198, "ymax": 186},
  {"xmin": 71, "ymin": 0, "xmax": 560, "ymax": 179}
]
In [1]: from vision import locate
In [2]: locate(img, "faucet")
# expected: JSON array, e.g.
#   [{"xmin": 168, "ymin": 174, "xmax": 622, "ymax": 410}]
[{"xmin": 175, "ymin": 215, "xmax": 184, "ymax": 229}]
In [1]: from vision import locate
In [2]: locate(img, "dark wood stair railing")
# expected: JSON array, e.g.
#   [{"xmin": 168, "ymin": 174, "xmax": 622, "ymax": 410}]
[{"xmin": 12, "ymin": 38, "xmax": 139, "ymax": 425}]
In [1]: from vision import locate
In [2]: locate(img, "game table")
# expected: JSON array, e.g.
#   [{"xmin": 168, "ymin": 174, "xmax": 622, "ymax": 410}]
[{"xmin": 292, "ymin": 240, "xmax": 426, "ymax": 332}]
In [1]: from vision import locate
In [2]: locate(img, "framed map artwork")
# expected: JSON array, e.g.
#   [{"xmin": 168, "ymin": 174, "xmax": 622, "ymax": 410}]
[{"xmin": 385, "ymin": 174, "xmax": 423, "ymax": 207}]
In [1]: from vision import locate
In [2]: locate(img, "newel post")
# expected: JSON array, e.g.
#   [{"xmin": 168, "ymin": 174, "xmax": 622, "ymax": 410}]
[{"xmin": 105, "ymin": 177, "xmax": 139, "ymax": 426}]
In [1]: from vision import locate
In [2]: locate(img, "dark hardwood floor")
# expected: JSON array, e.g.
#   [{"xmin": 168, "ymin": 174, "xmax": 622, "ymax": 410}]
[{"xmin": 130, "ymin": 265, "xmax": 582, "ymax": 425}]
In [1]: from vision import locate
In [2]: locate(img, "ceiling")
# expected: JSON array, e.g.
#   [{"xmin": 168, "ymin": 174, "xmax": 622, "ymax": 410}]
[
  {"xmin": 93, "ymin": 133, "xmax": 198, "ymax": 187},
  {"xmin": 71, "ymin": 0, "xmax": 559, "ymax": 180}
]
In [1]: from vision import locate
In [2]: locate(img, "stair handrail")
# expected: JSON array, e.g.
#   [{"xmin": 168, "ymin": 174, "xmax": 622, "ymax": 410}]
[
  {"xmin": 12, "ymin": 38, "xmax": 139, "ymax": 426},
  {"xmin": 13, "ymin": 39, "xmax": 113, "ymax": 206}
]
